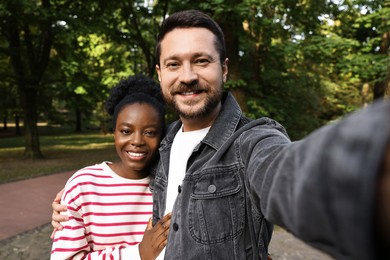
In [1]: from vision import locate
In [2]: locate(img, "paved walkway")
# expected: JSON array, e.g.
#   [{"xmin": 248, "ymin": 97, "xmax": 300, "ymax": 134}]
[{"xmin": 0, "ymin": 171, "xmax": 73, "ymax": 241}]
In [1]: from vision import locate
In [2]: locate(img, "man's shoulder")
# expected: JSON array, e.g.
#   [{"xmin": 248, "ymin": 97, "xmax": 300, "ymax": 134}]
[{"xmin": 238, "ymin": 116, "xmax": 289, "ymax": 138}]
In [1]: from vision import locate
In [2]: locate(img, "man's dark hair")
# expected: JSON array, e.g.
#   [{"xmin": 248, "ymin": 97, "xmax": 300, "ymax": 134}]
[
  {"xmin": 105, "ymin": 74, "xmax": 165, "ymax": 131},
  {"xmin": 155, "ymin": 10, "xmax": 226, "ymax": 66}
]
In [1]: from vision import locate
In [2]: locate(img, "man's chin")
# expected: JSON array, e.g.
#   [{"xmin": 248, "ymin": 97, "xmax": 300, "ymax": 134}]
[{"xmin": 176, "ymin": 106, "xmax": 205, "ymax": 119}]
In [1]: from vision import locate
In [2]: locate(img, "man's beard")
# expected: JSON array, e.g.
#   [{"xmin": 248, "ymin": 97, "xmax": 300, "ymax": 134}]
[{"xmin": 165, "ymin": 83, "xmax": 223, "ymax": 120}]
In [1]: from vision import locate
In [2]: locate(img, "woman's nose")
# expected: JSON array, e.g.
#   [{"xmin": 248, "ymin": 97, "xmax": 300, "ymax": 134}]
[{"xmin": 131, "ymin": 132, "xmax": 145, "ymax": 146}]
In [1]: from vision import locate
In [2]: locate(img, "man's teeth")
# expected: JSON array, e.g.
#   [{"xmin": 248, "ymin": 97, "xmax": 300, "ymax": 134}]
[
  {"xmin": 127, "ymin": 152, "xmax": 145, "ymax": 157},
  {"xmin": 182, "ymin": 91, "xmax": 195, "ymax": 95}
]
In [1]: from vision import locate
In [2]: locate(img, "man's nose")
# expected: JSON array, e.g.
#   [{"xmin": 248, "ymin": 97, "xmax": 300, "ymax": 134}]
[{"xmin": 180, "ymin": 63, "xmax": 198, "ymax": 85}]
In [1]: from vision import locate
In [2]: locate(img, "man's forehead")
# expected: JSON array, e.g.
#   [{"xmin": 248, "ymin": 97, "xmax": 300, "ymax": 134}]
[
  {"xmin": 161, "ymin": 27, "xmax": 215, "ymax": 44},
  {"xmin": 159, "ymin": 28, "xmax": 218, "ymax": 57}
]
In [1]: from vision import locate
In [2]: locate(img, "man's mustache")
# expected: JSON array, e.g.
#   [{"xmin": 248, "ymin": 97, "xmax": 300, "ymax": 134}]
[{"xmin": 171, "ymin": 82, "xmax": 205, "ymax": 94}]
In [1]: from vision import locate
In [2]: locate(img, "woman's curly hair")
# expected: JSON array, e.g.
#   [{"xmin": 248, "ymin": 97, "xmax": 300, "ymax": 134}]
[{"xmin": 105, "ymin": 74, "xmax": 165, "ymax": 130}]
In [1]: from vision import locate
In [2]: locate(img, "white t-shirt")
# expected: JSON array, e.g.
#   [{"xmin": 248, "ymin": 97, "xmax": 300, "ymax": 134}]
[
  {"xmin": 157, "ymin": 125, "xmax": 210, "ymax": 259},
  {"xmin": 165, "ymin": 125, "xmax": 210, "ymax": 214}
]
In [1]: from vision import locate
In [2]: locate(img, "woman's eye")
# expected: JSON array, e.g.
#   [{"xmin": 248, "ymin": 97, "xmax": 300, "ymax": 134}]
[
  {"xmin": 120, "ymin": 129, "xmax": 130, "ymax": 135},
  {"xmin": 145, "ymin": 130, "xmax": 156, "ymax": 137}
]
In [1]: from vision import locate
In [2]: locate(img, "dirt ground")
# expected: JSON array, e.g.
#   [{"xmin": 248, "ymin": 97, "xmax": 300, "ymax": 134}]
[{"xmin": 0, "ymin": 224, "xmax": 332, "ymax": 260}]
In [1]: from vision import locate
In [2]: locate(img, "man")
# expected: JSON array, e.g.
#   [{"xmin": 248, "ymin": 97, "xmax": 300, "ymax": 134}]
[{"xmin": 53, "ymin": 10, "xmax": 390, "ymax": 259}]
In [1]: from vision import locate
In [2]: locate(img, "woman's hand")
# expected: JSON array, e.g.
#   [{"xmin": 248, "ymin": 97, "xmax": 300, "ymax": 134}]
[{"xmin": 139, "ymin": 213, "xmax": 172, "ymax": 259}]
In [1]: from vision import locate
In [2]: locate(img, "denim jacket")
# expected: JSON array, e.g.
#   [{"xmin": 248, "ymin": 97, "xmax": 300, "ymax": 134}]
[{"xmin": 151, "ymin": 92, "xmax": 390, "ymax": 260}]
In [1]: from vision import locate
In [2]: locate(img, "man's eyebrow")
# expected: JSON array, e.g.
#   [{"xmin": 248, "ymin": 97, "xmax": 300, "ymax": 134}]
[
  {"xmin": 161, "ymin": 55, "xmax": 178, "ymax": 65},
  {"xmin": 162, "ymin": 52, "xmax": 216, "ymax": 64},
  {"xmin": 193, "ymin": 53, "xmax": 216, "ymax": 61}
]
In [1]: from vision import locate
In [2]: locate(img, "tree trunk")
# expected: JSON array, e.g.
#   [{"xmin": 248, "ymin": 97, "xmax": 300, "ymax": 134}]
[
  {"xmin": 3, "ymin": 116, "xmax": 7, "ymax": 131},
  {"xmin": 19, "ymin": 86, "xmax": 43, "ymax": 159},
  {"xmin": 7, "ymin": 24, "xmax": 44, "ymax": 158},
  {"xmin": 374, "ymin": 78, "xmax": 390, "ymax": 100},
  {"xmin": 385, "ymin": 82, "xmax": 390, "ymax": 101},
  {"xmin": 361, "ymin": 83, "xmax": 370, "ymax": 107},
  {"xmin": 75, "ymin": 103, "xmax": 82, "ymax": 132},
  {"xmin": 4, "ymin": 0, "xmax": 52, "ymax": 159},
  {"xmin": 15, "ymin": 114, "xmax": 21, "ymax": 136}
]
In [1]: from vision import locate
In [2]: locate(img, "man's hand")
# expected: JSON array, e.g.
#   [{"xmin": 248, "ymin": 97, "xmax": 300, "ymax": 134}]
[
  {"xmin": 50, "ymin": 188, "xmax": 68, "ymax": 239},
  {"xmin": 139, "ymin": 213, "xmax": 172, "ymax": 259}
]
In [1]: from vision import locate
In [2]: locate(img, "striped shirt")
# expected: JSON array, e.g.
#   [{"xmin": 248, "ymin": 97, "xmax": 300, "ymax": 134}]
[{"xmin": 51, "ymin": 162, "xmax": 153, "ymax": 260}]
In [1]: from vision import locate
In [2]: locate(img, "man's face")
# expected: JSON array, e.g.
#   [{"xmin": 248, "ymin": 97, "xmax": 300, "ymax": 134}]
[{"xmin": 156, "ymin": 28, "xmax": 228, "ymax": 121}]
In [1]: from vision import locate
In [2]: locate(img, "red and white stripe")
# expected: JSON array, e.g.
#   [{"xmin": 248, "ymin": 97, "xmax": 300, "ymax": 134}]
[{"xmin": 51, "ymin": 162, "xmax": 152, "ymax": 259}]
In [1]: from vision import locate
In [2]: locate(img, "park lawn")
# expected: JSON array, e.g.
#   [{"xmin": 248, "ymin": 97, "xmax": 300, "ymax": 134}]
[{"xmin": 0, "ymin": 127, "xmax": 118, "ymax": 184}]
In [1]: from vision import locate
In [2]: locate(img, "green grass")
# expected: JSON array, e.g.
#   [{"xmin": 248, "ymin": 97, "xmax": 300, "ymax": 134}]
[{"xmin": 0, "ymin": 126, "xmax": 118, "ymax": 184}]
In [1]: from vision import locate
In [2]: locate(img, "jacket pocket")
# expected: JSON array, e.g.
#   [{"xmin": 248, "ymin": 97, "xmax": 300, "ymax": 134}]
[{"xmin": 189, "ymin": 165, "xmax": 245, "ymax": 244}]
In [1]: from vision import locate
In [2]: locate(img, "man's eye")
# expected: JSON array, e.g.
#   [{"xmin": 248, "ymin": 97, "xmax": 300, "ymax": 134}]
[
  {"xmin": 166, "ymin": 62, "xmax": 179, "ymax": 68},
  {"xmin": 195, "ymin": 59, "xmax": 209, "ymax": 65}
]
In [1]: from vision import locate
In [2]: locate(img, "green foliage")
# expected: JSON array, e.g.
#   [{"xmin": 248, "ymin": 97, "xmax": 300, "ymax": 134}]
[
  {"xmin": 221, "ymin": 0, "xmax": 388, "ymax": 138},
  {"xmin": 0, "ymin": 0, "xmax": 388, "ymax": 148}
]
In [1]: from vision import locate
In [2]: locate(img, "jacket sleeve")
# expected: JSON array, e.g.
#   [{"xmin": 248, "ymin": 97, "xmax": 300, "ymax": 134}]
[{"xmin": 241, "ymin": 100, "xmax": 390, "ymax": 260}]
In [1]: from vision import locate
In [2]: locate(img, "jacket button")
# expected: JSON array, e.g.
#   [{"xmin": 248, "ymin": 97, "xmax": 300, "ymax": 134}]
[
  {"xmin": 208, "ymin": 184, "xmax": 216, "ymax": 193},
  {"xmin": 173, "ymin": 223, "xmax": 179, "ymax": 231},
  {"xmin": 178, "ymin": 185, "xmax": 182, "ymax": 193}
]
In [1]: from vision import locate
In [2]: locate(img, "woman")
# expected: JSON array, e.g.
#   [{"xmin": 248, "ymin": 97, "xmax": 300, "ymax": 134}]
[{"xmin": 51, "ymin": 75, "xmax": 171, "ymax": 260}]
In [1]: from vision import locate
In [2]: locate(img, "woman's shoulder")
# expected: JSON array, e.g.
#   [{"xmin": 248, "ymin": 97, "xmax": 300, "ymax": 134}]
[{"xmin": 65, "ymin": 162, "xmax": 113, "ymax": 185}]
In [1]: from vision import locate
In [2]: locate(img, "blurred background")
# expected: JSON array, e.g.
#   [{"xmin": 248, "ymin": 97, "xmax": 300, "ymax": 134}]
[{"xmin": 1, "ymin": 0, "xmax": 389, "ymax": 161}]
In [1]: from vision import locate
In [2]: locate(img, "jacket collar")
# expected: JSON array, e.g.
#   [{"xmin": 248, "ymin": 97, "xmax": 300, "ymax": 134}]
[{"xmin": 202, "ymin": 92, "xmax": 242, "ymax": 150}]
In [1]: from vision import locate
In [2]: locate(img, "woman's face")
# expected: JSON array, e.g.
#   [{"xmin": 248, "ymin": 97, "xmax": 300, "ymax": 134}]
[{"xmin": 113, "ymin": 103, "xmax": 162, "ymax": 179}]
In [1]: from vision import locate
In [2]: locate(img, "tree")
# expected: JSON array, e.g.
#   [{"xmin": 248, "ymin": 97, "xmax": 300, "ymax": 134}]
[
  {"xmin": 0, "ymin": 0, "xmax": 54, "ymax": 158},
  {"xmin": 1, "ymin": 0, "xmax": 386, "ymax": 152}
]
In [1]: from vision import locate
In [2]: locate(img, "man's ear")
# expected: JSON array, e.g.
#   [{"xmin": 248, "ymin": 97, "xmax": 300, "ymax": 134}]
[
  {"xmin": 155, "ymin": 65, "xmax": 162, "ymax": 82},
  {"xmin": 222, "ymin": 58, "xmax": 229, "ymax": 82}
]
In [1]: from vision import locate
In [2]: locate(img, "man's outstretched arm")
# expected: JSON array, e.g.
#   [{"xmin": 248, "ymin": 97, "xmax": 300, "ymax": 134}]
[
  {"xmin": 244, "ymin": 100, "xmax": 390, "ymax": 259},
  {"xmin": 377, "ymin": 141, "xmax": 390, "ymax": 257}
]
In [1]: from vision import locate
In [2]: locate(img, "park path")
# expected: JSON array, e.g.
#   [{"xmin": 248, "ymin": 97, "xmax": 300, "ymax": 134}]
[{"xmin": 0, "ymin": 171, "xmax": 73, "ymax": 241}]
